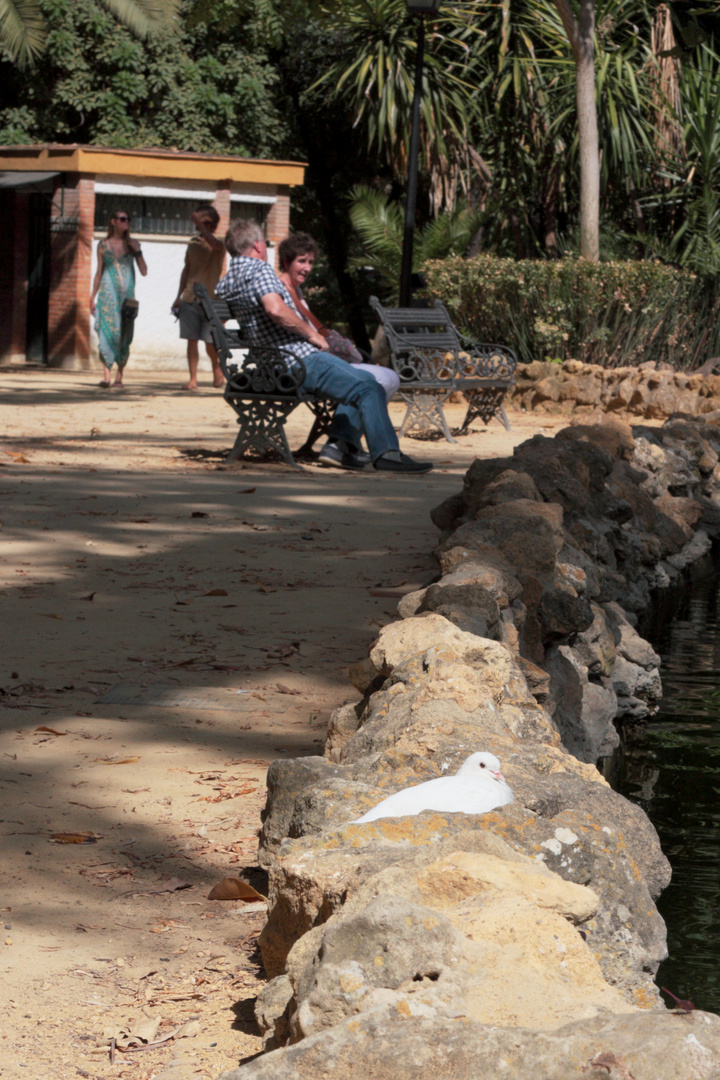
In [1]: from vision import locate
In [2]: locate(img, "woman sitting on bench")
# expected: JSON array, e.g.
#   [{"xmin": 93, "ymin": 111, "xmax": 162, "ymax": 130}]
[{"xmin": 278, "ymin": 232, "xmax": 400, "ymax": 469}]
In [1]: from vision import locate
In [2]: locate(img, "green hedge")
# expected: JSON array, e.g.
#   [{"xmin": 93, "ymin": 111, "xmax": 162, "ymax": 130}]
[{"xmin": 423, "ymin": 255, "xmax": 720, "ymax": 370}]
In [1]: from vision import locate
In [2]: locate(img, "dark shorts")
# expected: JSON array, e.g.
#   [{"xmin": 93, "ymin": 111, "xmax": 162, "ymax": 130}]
[{"xmin": 179, "ymin": 300, "xmax": 213, "ymax": 344}]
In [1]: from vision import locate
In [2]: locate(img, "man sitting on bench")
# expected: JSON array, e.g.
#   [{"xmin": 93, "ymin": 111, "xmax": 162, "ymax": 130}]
[{"xmin": 214, "ymin": 221, "xmax": 433, "ymax": 475}]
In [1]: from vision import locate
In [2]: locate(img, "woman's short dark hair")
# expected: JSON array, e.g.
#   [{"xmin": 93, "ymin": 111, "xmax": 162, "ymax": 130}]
[{"xmin": 278, "ymin": 232, "xmax": 319, "ymax": 271}]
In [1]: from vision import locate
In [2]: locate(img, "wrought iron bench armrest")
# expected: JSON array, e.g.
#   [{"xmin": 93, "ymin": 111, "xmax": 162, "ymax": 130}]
[{"xmin": 454, "ymin": 332, "xmax": 518, "ymax": 380}]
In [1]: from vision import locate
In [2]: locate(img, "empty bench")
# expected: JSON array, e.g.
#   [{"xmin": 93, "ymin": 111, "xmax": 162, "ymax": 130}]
[
  {"xmin": 370, "ymin": 296, "xmax": 517, "ymax": 443},
  {"xmin": 194, "ymin": 283, "xmax": 334, "ymax": 468}
]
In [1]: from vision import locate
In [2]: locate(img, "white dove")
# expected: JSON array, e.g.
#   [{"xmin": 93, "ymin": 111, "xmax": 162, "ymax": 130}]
[{"xmin": 351, "ymin": 751, "xmax": 513, "ymax": 824}]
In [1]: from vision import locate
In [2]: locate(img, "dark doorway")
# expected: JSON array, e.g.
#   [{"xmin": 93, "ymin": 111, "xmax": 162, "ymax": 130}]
[{"xmin": 25, "ymin": 192, "xmax": 50, "ymax": 363}]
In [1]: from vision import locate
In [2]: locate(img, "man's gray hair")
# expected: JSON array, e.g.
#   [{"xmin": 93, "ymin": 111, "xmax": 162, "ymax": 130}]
[{"xmin": 225, "ymin": 219, "xmax": 265, "ymax": 256}]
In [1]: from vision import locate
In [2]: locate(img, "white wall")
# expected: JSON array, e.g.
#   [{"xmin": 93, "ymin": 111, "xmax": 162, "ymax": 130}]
[{"xmin": 89, "ymin": 235, "xmax": 276, "ymax": 371}]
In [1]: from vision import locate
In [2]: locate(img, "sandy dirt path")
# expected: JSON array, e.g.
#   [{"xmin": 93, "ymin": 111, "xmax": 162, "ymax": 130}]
[{"xmin": 0, "ymin": 370, "xmax": 565, "ymax": 1080}]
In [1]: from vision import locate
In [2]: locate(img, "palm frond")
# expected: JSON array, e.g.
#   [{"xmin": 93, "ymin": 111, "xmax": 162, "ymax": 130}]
[
  {"xmin": 311, "ymin": 0, "xmax": 487, "ymax": 207},
  {"xmin": 349, "ymin": 184, "xmax": 480, "ymax": 298},
  {"xmin": 97, "ymin": 0, "xmax": 178, "ymax": 39},
  {"xmin": 0, "ymin": 0, "xmax": 45, "ymax": 66}
]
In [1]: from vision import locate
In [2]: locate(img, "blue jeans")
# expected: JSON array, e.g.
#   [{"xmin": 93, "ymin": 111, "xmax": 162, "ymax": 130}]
[{"xmin": 302, "ymin": 351, "xmax": 399, "ymax": 461}]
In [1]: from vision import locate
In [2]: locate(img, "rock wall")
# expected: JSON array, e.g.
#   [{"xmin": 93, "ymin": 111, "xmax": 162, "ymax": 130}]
[
  {"xmin": 218, "ymin": 416, "xmax": 720, "ymax": 1080},
  {"xmin": 512, "ymin": 358, "xmax": 720, "ymax": 419}
]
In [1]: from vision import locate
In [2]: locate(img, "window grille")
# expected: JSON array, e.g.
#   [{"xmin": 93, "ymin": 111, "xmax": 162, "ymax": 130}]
[{"xmin": 94, "ymin": 195, "xmax": 267, "ymax": 235}]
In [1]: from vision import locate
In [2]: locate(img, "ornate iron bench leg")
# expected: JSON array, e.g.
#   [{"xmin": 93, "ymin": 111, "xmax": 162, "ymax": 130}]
[
  {"xmin": 398, "ymin": 389, "xmax": 458, "ymax": 444},
  {"xmin": 226, "ymin": 396, "xmax": 302, "ymax": 468},
  {"xmin": 459, "ymin": 387, "xmax": 511, "ymax": 434}
]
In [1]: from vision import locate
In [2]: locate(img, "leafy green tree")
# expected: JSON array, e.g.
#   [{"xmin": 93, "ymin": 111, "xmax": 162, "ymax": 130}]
[
  {"xmin": 0, "ymin": 0, "xmax": 287, "ymax": 156},
  {"xmin": 0, "ymin": 0, "xmax": 175, "ymax": 67}
]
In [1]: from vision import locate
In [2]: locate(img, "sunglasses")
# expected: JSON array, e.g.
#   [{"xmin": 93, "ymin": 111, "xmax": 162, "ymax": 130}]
[{"xmin": 115, "ymin": 215, "xmax": 130, "ymax": 222}]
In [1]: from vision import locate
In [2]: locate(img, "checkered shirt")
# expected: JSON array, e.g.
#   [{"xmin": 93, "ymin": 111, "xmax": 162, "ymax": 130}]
[{"xmin": 215, "ymin": 256, "xmax": 315, "ymax": 361}]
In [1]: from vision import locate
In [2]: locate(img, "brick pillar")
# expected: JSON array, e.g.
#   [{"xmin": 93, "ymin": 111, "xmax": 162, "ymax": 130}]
[
  {"xmin": 47, "ymin": 175, "xmax": 95, "ymax": 369},
  {"xmin": 266, "ymin": 188, "xmax": 291, "ymax": 271},
  {"xmin": 0, "ymin": 190, "xmax": 29, "ymax": 362}
]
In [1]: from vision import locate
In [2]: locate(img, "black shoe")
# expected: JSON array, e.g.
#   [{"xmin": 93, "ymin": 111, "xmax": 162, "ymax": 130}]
[
  {"xmin": 374, "ymin": 451, "xmax": 433, "ymax": 474},
  {"xmin": 318, "ymin": 442, "xmax": 367, "ymax": 471}
]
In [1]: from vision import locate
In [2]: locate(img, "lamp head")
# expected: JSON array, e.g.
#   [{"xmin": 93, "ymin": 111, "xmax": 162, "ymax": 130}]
[{"xmin": 405, "ymin": 0, "xmax": 442, "ymax": 12}]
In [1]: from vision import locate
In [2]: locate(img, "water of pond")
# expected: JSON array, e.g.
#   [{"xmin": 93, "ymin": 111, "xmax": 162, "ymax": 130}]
[{"xmin": 609, "ymin": 552, "xmax": 720, "ymax": 1012}]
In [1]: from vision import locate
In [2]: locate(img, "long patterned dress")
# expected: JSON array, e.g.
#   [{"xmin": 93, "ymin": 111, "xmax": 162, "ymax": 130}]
[{"xmin": 95, "ymin": 241, "xmax": 136, "ymax": 369}]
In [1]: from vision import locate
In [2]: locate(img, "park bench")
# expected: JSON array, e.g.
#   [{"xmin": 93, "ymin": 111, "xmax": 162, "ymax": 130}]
[
  {"xmin": 370, "ymin": 296, "xmax": 517, "ymax": 443},
  {"xmin": 194, "ymin": 283, "xmax": 334, "ymax": 468}
]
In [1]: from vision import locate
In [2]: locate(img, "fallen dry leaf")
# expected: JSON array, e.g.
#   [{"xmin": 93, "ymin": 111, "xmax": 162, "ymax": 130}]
[
  {"xmin": 275, "ymin": 683, "xmax": 301, "ymax": 696},
  {"xmin": 202, "ymin": 589, "xmax": 228, "ymax": 597},
  {"xmin": 199, "ymin": 786, "xmax": 255, "ymax": 803},
  {"xmin": 191, "ymin": 511, "xmax": 209, "ymax": 518},
  {"xmin": 94, "ymin": 756, "xmax": 140, "ymax": 765},
  {"xmin": 224, "ymin": 758, "xmax": 269, "ymax": 766},
  {"xmin": 81, "ymin": 592, "xmax": 96, "ymax": 601},
  {"xmin": 153, "ymin": 878, "xmax": 192, "ymax": 893},
  {"xmin": 207, "ymin": 877, "xmax": 266, "ymax": 902},
  {"xmin": 369, "ymin": 586, "xmax": 419, "ymax": 597},
  {"xmin": 104, "ymin": 1016, "xmax": 160, "ymax": 1048},
  {"xmin": 49, "ymin": 832, "xmax": 101, "ymax": 844}
]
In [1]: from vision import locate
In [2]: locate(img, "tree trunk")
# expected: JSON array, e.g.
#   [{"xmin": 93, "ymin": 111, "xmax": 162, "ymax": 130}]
[{"xmin": 553, "ymin": 0, "xmax": 599, "ymax": 261}]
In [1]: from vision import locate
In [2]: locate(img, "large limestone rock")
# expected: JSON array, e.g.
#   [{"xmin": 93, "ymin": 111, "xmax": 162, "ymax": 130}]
[
  {"xmin": 260, "ymin": 851, "xmax": 635, "ymax": 1048},
  {"xmin": 258, "ymin": 792, "xmax": 668, "ymax": 1006},
  {"xmin": 218, "ymin": 1008, "xmax": 720, "ymax": 1080},
  {"xmin": 368, "ymin": 614, "xmax": 514, "ymax": 698},
  {"xmin": 544, "ymin": 645, "xmax": 619, "ymax": 762},
  {"xmin": 258, "ymin": 756, "xmax": 347, "ymax": 869}
]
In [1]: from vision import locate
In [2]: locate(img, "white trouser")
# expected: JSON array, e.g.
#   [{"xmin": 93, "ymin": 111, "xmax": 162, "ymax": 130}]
[{"xmin": 351, "ymin": 362, "xmax": 400, "ymax": 402}]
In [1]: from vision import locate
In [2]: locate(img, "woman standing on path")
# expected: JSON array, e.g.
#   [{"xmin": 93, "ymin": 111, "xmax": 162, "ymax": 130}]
[{"xmin": 90, "ymin": 209, "xmax": 148, "ymax": 387}]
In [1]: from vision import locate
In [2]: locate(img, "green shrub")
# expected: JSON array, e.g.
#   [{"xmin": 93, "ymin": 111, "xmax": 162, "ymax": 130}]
[{"xmin": 423, "ymin": 255, "xmax": 720, "ymax": 370}]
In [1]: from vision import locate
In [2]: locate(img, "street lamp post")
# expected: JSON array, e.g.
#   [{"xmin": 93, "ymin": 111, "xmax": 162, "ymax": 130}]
[{"xmin": 399, "ymin": 0, "xmax": 442, "ymax": 308}]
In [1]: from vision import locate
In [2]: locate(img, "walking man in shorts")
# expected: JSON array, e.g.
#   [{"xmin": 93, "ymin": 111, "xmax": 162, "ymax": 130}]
[{"xmin": 173, "ymin": 205, "xmax": 226, "ymax": 390}]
